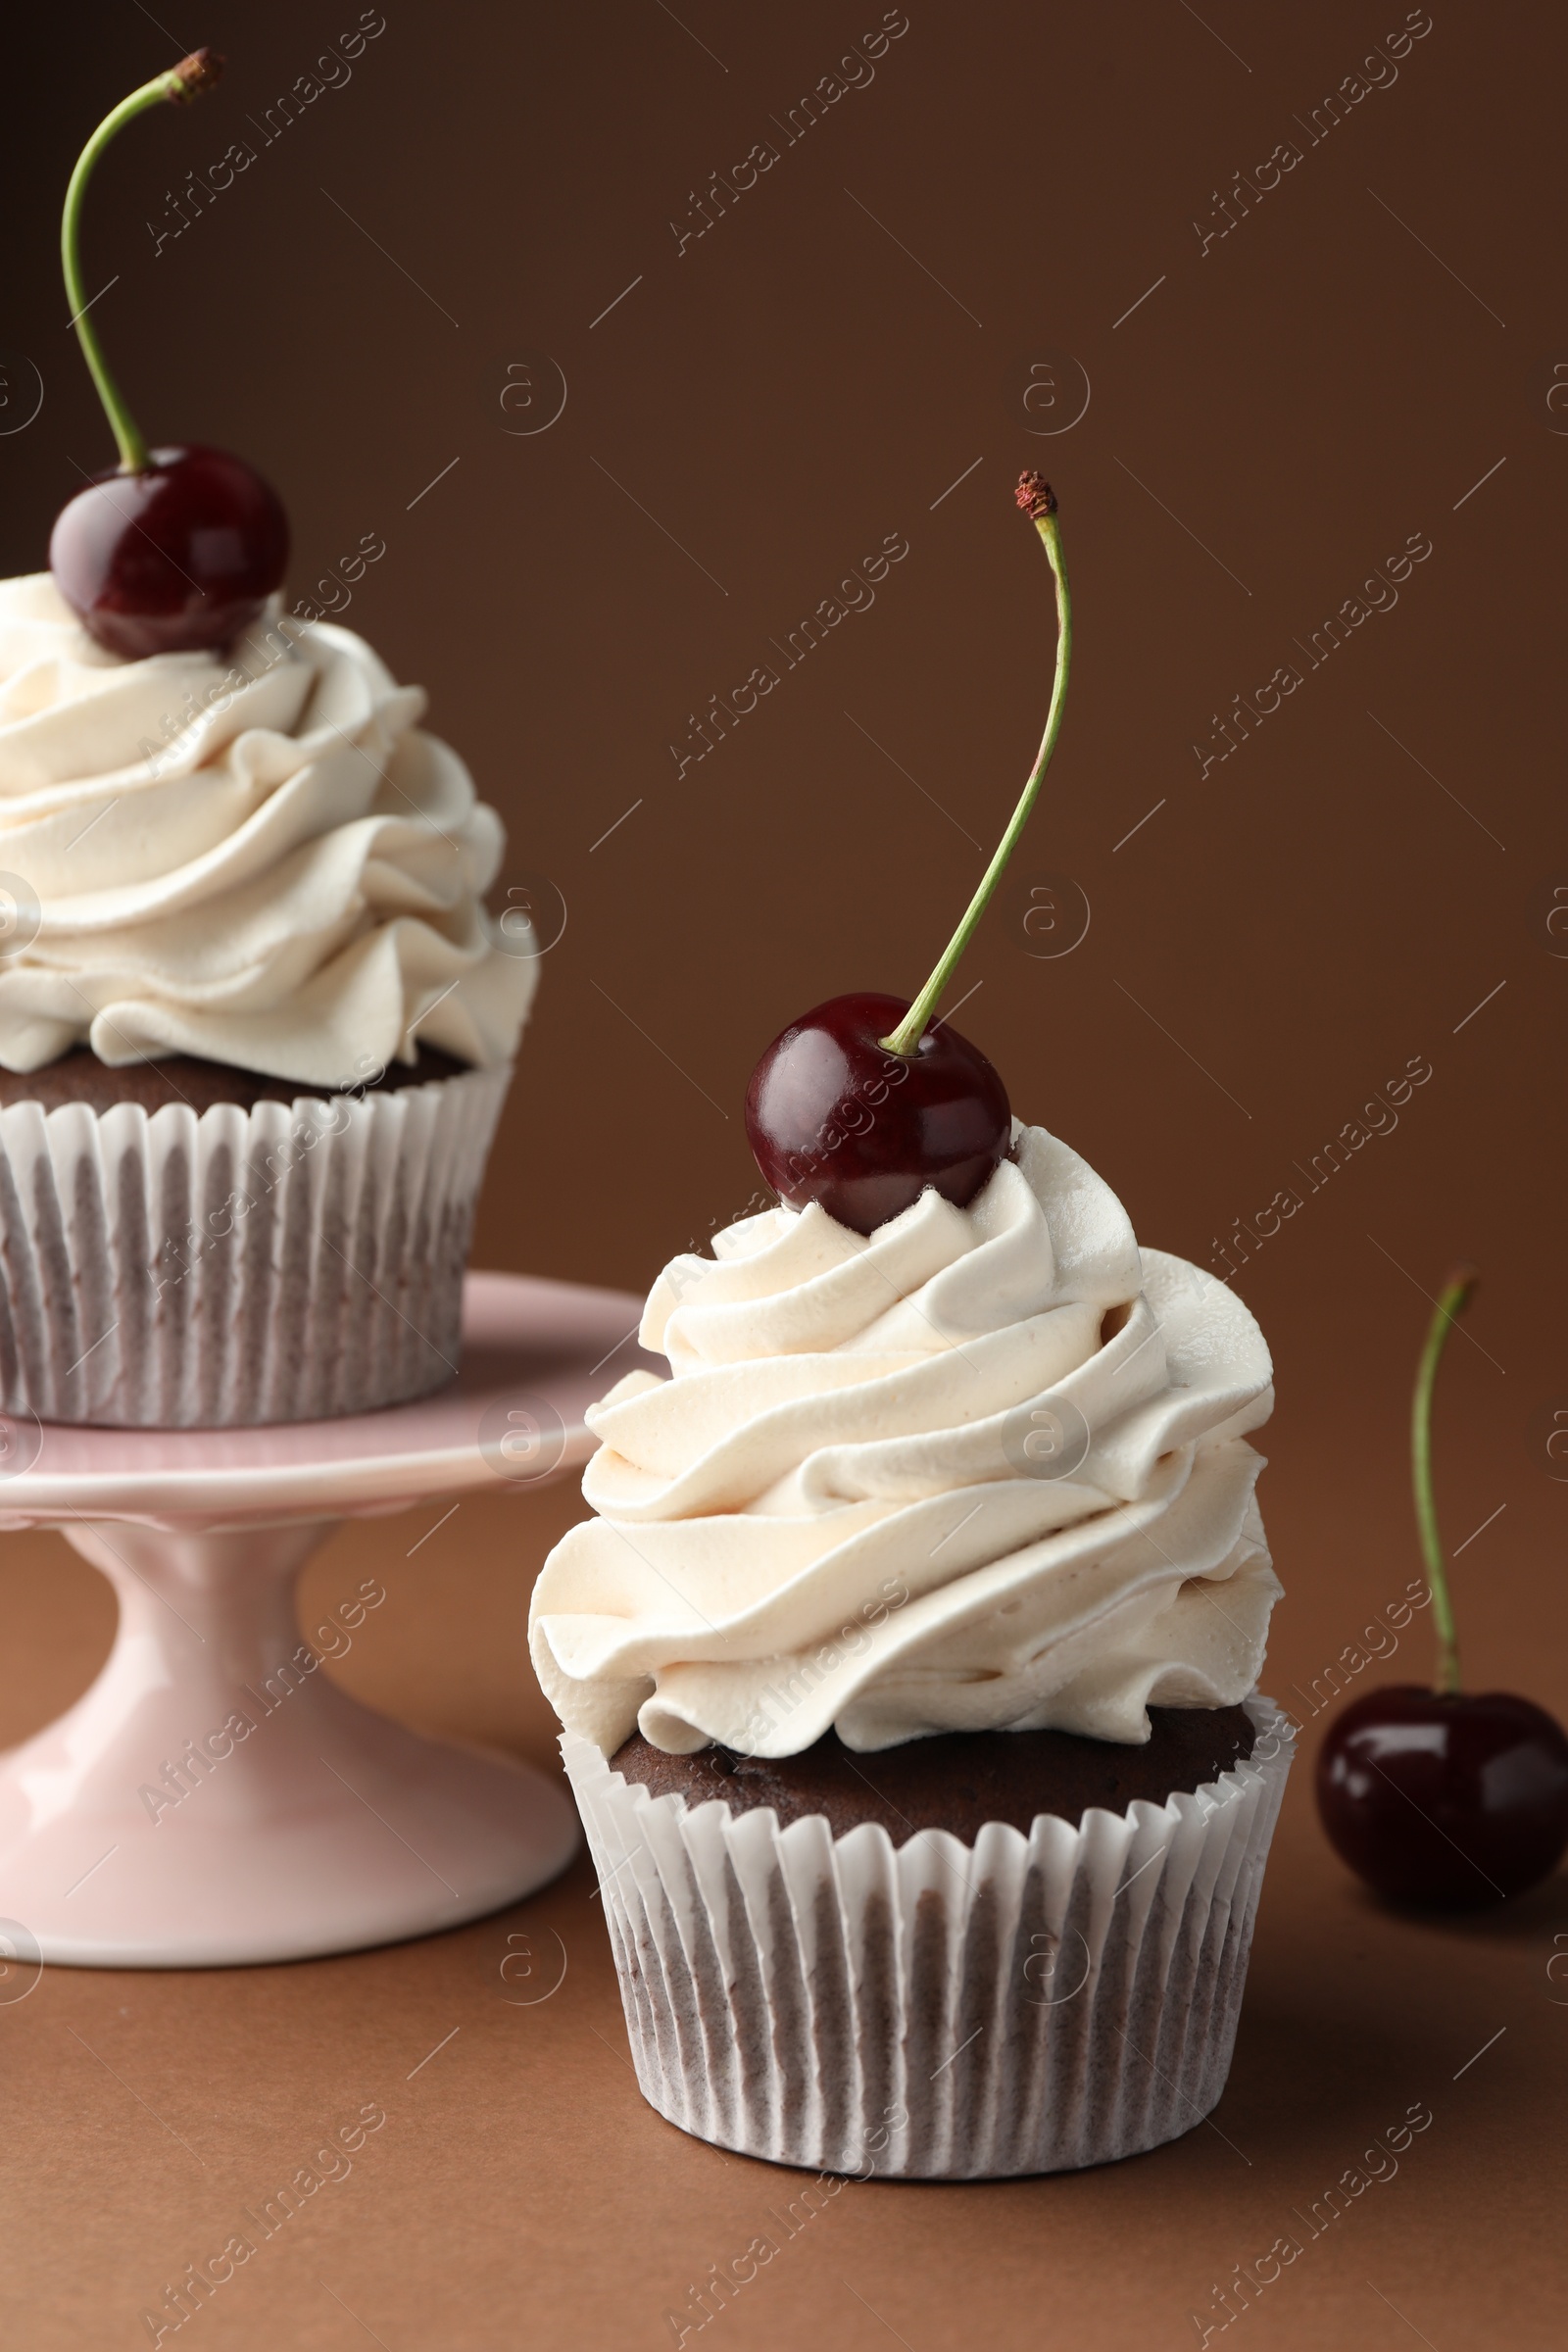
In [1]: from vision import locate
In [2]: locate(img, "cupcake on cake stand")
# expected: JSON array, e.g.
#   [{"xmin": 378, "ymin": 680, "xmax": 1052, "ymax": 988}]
[{"xmin": 0, "ymin": 59, "xmax": 603, "ymax": 1968}]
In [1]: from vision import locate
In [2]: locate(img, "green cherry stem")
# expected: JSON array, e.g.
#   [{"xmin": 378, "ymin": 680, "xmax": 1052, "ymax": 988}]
[
  {"xmin": 880, "ymin": 471, "xmax": 1073, "ymax": 1058},
  {"xmin": 61, "ymin": 48, "xmax": 223, "ymax": 475},
  {"xmin": 1411, "ymin": 1263, "xmax": 1477, "ymax": 1696}
]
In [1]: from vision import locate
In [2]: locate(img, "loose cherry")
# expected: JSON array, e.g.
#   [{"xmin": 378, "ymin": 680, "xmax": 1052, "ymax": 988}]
[
  {"xmin": 1316, "ymin": 1269, "xmax": 1568, "ymax": 1907},
  {"xmin": 1317, "ymin": 1687, "xmax": 1568, "ymax": 1908},
  {"xmin": 745, "ymin": 991, "xmax": 1010, "ymax": 1237},
  {"xmin": 50, "ymin": 49, "xmax": 290, "ymax": 658},
  {"xmin": 746, "ymin": 475, "xmax": 1072, "ymax": 1235}
]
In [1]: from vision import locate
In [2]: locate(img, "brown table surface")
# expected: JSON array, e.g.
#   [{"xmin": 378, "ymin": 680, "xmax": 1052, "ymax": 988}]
[{"xmin": 1, "ymin": 1416, "xmax": 1561, "ymax": 2352}]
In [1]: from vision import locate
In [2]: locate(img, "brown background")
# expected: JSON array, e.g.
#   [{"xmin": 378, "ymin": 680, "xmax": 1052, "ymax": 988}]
[{"xmin": 2, "ymin": 0, "xmax": 1566, "ymax": 2344}]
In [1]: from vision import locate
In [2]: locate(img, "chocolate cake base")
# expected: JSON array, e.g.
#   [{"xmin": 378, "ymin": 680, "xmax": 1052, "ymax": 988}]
[
  {"xmin": 0, "ymin": 1046, "xmax": 509, "ymax": 1427},
  {"xmin": 611, "ymin": 1704, "xmax": 1257, "ymax": 1843},
  {"xmin": 0, "ymin": 1043, "xmax": 469, "ymax": 1114},
  {"xmin": 568, "ymin": 1698, "xmax": 1295, "ymax": 2177}
]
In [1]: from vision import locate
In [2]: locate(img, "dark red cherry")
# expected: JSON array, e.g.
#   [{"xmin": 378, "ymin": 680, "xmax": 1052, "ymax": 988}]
[
  {"xmin": 745, "ymin": 990, "xmax": 1011, "ymax": 1237},
  {"xmin": 50, "ymin": 444, "xmax": 289, "ymax": 659},
  {"xmin": 1316, "ymin": 1685, "xmax": 1568, "ymax": 1908}
]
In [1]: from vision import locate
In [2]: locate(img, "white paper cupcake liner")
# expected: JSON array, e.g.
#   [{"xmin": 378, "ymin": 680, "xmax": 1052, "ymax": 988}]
[
  {"xmin": 0, "ymin": 1060, "xmax": 510, "ymax": 1426},
  {"xmin": 564, "ymin": 1694, "xmax": 1294, "ymax": 2179}
]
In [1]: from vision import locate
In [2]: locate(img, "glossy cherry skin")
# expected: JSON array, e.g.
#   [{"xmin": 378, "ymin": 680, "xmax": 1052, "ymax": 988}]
[
  {"xmin": 746, "ymin": 991, "xmax": 1011, "ymax": 1236},
  {"xmin": 50, "ymin": 444, "xmax": 289, "ymax": 659},
  {"xmin": 1316, "ymin": 1684, "xmax": 1568, "ymax": 1908}
]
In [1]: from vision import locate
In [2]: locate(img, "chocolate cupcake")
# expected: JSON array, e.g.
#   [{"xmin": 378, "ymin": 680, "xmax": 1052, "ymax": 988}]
[
  {"xmin": 532, "ymin": 1124, "xmax": 1295, "ymax": 2177},
  {"xmin": 0, "ymin": 576, "xmax": 534, "ymax": 1425}
]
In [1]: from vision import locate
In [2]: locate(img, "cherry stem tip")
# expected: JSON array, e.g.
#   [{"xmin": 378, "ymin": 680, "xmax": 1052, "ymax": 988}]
[
  {"xmin": 171, "ymin": 48, "xmax": 224, "ymax": 100},
  {"xmin": 1014, "ymin": 471, "xmax": 1056, "ymax": 520}
]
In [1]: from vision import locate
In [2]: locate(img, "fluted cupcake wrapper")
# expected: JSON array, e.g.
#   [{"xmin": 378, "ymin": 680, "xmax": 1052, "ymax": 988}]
[
  {"xmin": 563, "ymin": 1694, "xmax": 1294, "ymax": 2180},
  {"xmin": 0, "ymin": 1061, "xmax": 510, "ymax": 1427}
]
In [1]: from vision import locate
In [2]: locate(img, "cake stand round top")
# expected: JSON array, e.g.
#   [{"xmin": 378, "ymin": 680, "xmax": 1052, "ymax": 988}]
[{"xmin": 0, "ymin": 1271, "xmax": 648, "ymax": 1529}]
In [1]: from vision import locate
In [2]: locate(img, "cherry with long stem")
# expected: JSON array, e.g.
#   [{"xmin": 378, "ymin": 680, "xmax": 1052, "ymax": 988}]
[
  {"xmin": 1316, "ymin": 1262, "xmax": 1568, "ymax": 1907},
  {"xmin": 746, "ymin": 474, "xmax": 1072, "ymax": 1234},
  {"xmin": 49, "ymin": 49, "xmax": 290, "ymax": 660}
]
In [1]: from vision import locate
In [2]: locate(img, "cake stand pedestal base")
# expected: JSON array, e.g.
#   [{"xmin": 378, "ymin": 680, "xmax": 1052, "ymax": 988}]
[
  {"xmin": 0, "ymin": 1273, "xmax": 644, "ymax": 1969},
  {"xmin": 0, "ymin": 1520, "xmax": 576, "ymax": 1968}
]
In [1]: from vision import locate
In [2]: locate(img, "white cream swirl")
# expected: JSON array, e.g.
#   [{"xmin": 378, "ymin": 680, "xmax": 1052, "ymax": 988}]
[
  {"xmin": 0, "ymin": 573, "xmax": 533, "ymax": 1083},
  {"xmin": 530, "ymin": 1125, "xmax": 1280, "ymax": 1756}
]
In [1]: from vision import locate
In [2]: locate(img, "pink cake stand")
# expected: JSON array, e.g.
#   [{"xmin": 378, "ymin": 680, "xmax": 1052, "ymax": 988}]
[{"xmin": 0, "ymin": 1272, "xmax": 648, "ymax": 1970}]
